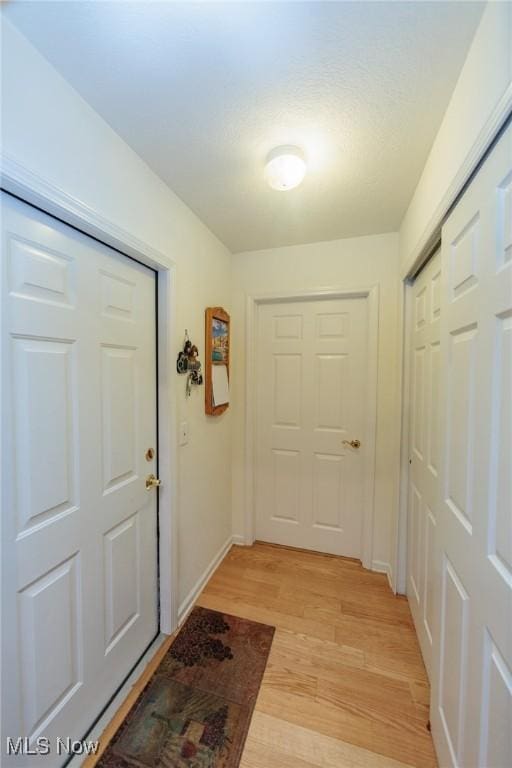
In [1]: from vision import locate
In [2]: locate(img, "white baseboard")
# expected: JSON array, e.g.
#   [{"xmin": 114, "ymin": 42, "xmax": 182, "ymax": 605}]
[
  {"xmin": 178, "ymin": 535, "xmax": 234, "ymax": 625},
  {"xmin": 372, "ymin": 559, "xmax": 394, "ymax": 591},
  {"xmin": 177, "ymin": 537, "xmax": 395, "ymax": 626}
]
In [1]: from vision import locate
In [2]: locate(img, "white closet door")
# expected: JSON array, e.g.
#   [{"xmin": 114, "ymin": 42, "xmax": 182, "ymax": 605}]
[
  {"xmin": 254, "ymin": 297, "xmax": 369, "ymax": 558},
  {"xmin": 431, "ymin": 124, "xmax": 512, "ymax": 768},
  {"xmin": 407, "ymin": 249, "xmax": 442, "ymax": 677},
  {"xmin": 1, "ymin": 194, "xmax": 159, "ymax": 766}
]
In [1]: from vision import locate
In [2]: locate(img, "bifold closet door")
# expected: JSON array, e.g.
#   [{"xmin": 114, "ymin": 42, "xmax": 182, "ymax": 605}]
[
  {"xmin": 430, "ymin": 123, "xmax": 512, "ymax": 768},
  {"xmin": 407, "ymin": 249, "xmax": 441, "ymax": 678}
]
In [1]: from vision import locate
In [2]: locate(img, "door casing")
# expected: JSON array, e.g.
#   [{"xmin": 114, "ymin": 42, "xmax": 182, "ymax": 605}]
[
  {"xmin": 1, "ymin": 156, "xmax": 179, "ymax": 635},
  {"xmin": 245, "ymin": 286, "xmax": 380, "ymax": 573}
]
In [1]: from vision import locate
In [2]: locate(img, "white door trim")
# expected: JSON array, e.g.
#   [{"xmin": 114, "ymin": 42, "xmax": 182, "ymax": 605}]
[
  {"xmin": 245, "ymin": 286, "xmax": 379, "ymax": 570},
  {"xmin": 1, "ymin": 153, "xmax": 179, "ymax": 635}
]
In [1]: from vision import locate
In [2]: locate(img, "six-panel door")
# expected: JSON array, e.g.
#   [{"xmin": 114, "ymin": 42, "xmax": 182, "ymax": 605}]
[
  {"xmin": 430, "ymin": 124, "xmax": 512, "ymax": 767},
  {"xmin": 407, "ymin": 249, "xmax": 442, "ymax": 677},
  {"xmin": 255, "ymin": 297, "xmax": 369, "ymax": 558},
  {"xmin": 1, "ymin": 194, "xmax": 159, "ymax": 766}
]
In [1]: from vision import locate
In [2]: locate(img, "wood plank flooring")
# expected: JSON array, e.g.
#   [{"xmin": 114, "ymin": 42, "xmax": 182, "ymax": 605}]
[
  {"xmin": 85, "ymin": 542, "xmax": 437, "ymax": 768},
  {"xmin": 197, "ymin": 543, "xmax": 437, "ymax": 768}
]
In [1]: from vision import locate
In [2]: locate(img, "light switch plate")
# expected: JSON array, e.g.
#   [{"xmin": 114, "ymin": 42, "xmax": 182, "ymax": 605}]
[{"xmin": 179, "ymin": 420, "xmax": 189, "ymax": 446}]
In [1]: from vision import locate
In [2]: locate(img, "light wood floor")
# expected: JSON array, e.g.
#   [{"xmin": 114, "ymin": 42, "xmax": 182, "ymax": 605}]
[
  {"xmin": 197, "ymin": 543, "xmax": 437, "ymax": 768},
  {"xmin": 86, "ymin": 542, "xmax": 437, "ymax": 768}
]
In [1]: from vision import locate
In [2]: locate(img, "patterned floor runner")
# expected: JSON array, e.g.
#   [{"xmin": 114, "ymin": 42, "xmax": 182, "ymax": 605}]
[{"xmin": 97, "ymin": 607, "xmax": 275, "ymax": 768}]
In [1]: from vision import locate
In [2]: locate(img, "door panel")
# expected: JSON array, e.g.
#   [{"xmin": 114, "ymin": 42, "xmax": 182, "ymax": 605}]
[
  {"xmin": 424, "ymin": 507, "xmax": 437, "ymax": 644},
  {"xmin": 312, "ymin": 452, "xmax": 345, "ymax": 530},
  {"xmin": 101, "ymin": 345, "xmax": 138, "ymax": 490},
  {"xmin": 1, "ymin": 193, "xmax": 158, "ymax": 766},
  {"xmin": 316, "ymin": 354, "xmax": 347, "ymax": 430},
  {"xmin": 427, "ymin": 342, "xmax": 440, "ymax": 475},
  {"xmin": 272, "ymin": 448, "xmax": 301, "ymax": 523},
  {"xmin": 18, "ymin": 554, "xmax": 82, "ymax": 743},
  {"xmin": 13, "ymin": 337, "xmax": 78, "ymax": 532},
  {"xmin": 407, "ymin": 249, "xmax": 441, "ymax": 676},
  {"xmin": 273, "ymin": 353, "xmax": 302, "ymax": 426},
  {"xmin": 438, "ymin": 555, "xmax": 469, "ymax": 761},
  {"xmin": 255, "ymin": 297, "xmax": 368, "ymax": 558},
  {"xmin": 104, "ymin": 514, "xmax": 140, "ymax": 654},
  {"xmin": 445, "ymin": 325, "xmax": 477, "ymax": 532},
  {"xmin": 491, "ymin": 313, "xmax": 512, "ymax": 578},
  {"xmin": 480, "ymin": 631, "xmax": 512, "ymax": 768},
  {"xmin": 430, "ymin": 123, "xmax": 512, "ymax": 768}
]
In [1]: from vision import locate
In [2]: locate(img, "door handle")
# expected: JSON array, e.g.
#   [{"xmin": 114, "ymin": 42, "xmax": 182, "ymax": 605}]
[
  {"xmin": 145, "ymin": 473, "xmax": 161, "ymax": 490},
  {"xmin": 342, "ymin": 439, "xmax": 361, "ymax": 449}
]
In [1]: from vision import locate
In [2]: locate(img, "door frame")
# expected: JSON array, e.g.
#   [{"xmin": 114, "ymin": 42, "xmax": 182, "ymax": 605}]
[
  {"xmin": 244, "ymin": 286, "xmax": 379, "ymax": 570},
  {"xmin": 1, "ymin": 155, "xmax": 179, "ymax": 635}
]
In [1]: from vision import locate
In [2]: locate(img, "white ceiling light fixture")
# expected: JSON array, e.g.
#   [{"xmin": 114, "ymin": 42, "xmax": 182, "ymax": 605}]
[{"xmin": 265, "ymin": 145, "xmax": 307, "ymax": 191}]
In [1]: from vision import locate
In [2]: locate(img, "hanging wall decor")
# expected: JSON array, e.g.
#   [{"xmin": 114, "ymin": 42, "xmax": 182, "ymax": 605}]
[
  {"xmin": 205, "ymin": 307, "xmax": 230, "ymax": 415},
  {"xmin": 176, "ymin": 330, "xmax": 203, "ymax": 397}
]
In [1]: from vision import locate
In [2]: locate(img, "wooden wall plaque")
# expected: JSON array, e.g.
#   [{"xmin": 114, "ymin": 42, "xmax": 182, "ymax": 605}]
[{"xmin": 205, "ymin": 306, "xmax": 230, "ymax": 416}]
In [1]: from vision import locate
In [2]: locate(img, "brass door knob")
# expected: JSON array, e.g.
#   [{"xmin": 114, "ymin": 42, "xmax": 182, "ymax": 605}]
[
  {"xmin": 145, "ymin": 473, "xmax": 162, "ymax": 490},
  {"xmin": 342, "ymin": 439, "xmax": 361, "ymax": 449}
]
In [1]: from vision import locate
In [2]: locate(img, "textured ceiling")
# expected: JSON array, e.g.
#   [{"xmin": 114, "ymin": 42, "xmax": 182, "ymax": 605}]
[{"xmin": 4, "ymin": 2, "xmax": 484, "ymax": 253}]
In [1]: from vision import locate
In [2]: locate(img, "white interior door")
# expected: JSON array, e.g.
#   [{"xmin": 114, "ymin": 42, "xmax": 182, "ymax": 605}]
[
  {"xmin": 430, "ymin": 124, "xmax": 512, "ymax": 767},
  {"xmin": 1, "ymin": 194, "xmax": 159, "ymax": 766},
  {"xmin": 254, "ymin": 296, "xmax": 370, "ymax": 558},
  {"xmin": 407, "ymin": 249, "xmax": 442, "ymax": 677}
]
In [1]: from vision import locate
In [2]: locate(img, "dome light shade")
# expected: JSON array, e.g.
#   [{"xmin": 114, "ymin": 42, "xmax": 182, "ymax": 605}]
[{"xmin": 265, "ymin": 146, "xmax": 306, "ymax": 191}]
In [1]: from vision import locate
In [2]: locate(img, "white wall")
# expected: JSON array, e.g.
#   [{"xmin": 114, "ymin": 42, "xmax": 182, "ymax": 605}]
[
  {"xmin": 1, "ymin": 18, "xmax": 232, "ymax": 609},
  {"xmin": 400, "ymin": 1, "xmax": 512, "ymax": 276},
  {"xmin": 231, "ymin": 233, "xmax": 401, "ymax": 581}
]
